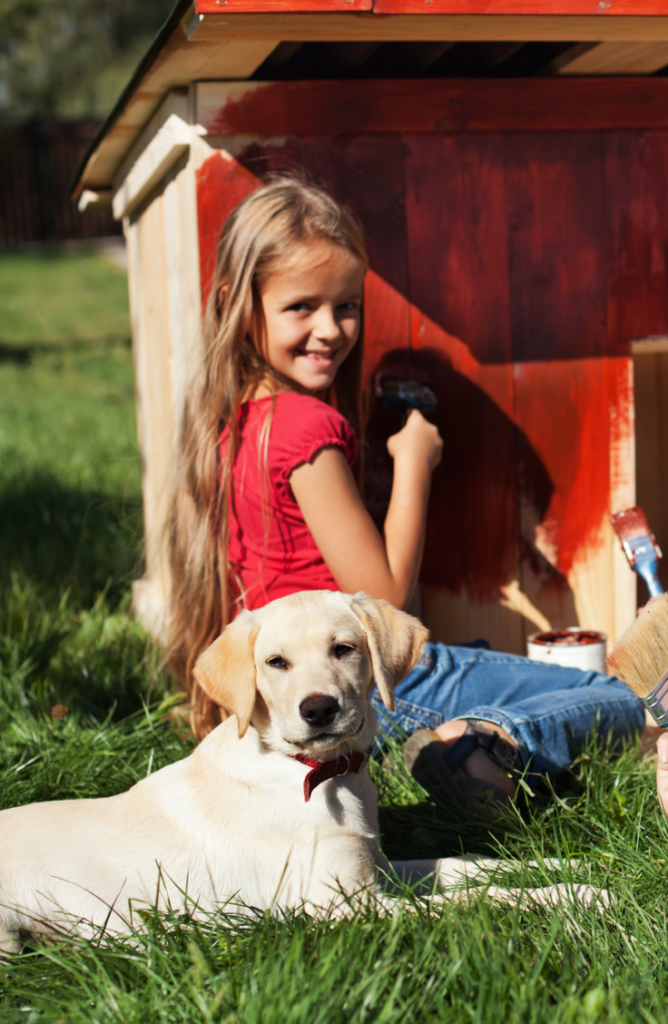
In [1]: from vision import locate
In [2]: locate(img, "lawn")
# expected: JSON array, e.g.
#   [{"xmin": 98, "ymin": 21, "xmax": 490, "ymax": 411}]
[{"xmin": 1, "ymin": 250, "xmax": 668, "ymax": 1022}]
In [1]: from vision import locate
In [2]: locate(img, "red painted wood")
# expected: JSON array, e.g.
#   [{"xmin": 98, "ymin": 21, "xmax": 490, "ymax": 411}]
[
  {"xmin": 505, "ymin": 132, "xmax": 610, "ymax": 362},
  {"xmin": 605, "ymin": 131, "xmax": 668, "ymax": 348},
  {"xmin": 196, "ymin": 153, "xmax": 258, "ymax": 312},
  {"xmin": 403, "ymin": 134, "xmax": 512, "ymax": 364},
  {"xmin": 511, "ymin": 358, "xmax": 632, "ymax": 582},
  {"xmin": 374, "ymin": 0, "xmax": 667, "ymax": 13},
  {"xmin": 195, "ymin": 0, "xmax": 370, "ymax": 10},
  {"xmin": 401, "ymin": 136, "xmax": 519, "ymax": 597},
  {"xmin": 201, "ymin": 80, "xmax": 668, "ymax": 139}
]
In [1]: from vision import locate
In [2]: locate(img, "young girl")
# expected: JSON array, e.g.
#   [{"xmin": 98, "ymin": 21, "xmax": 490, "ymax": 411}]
[{"xmin": 168, "ymin": 177, "xmax": 644, "ymax": 810}]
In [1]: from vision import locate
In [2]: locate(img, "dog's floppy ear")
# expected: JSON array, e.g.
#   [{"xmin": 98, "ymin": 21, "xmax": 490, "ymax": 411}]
[
  {"xmin": 351, "ymin": 592, "xmax": 430, "ymax": 711},
  {"xmin": 193, "ymin": 610, "xmax": 258, "ymax": 738}
]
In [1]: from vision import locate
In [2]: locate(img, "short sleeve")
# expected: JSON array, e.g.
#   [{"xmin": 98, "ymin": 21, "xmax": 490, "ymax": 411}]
[{"xmin": 270, "ymin": 393, "xmax": 357, "ymax": 486}]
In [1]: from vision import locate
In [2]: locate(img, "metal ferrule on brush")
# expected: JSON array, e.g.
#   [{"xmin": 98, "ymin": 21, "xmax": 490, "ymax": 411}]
[
  {"xmin": 623, "ymin": 535, "xmax": 664, "ymax": 598},
  {"xmin": 643, "ymin": 671, "xmax": 668, "ymax": 728}
]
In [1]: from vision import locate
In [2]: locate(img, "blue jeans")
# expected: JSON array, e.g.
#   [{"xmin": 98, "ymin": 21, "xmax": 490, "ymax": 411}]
[{"xmin": 371, "ymin": 643, "xmax": 645, "ymax": 775}]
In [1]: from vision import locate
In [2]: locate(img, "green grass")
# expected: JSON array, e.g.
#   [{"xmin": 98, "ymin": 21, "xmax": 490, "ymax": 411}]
[
  {"xmin": 0, "ymin": 251, "xmax": 131, "ymax": 347},
  {"xmin": 0, "ymin": 251, "xmax": 141, "ymax": 608},
  {"xmin": 2, "ymin": 251, "xmax": 668, "ymax": 1022}
]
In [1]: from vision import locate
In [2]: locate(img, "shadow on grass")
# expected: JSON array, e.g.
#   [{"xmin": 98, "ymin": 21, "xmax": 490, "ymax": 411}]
[
  {"xmin": 0, "ymin": 473, "xmax": 143, "ymax": 610},
  {"xmin": 379, "ymin": 795, "xmax": 533, "ymax": 862},
  {"xmin": 0, "ymin": 576, "xmax": 168, "ymax": 729},
  {"xmin": 0, "ymin": 337, "xmax": 131, "ymax": 365}
]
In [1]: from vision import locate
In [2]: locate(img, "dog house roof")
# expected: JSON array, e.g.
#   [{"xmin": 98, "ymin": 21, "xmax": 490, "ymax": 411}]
[{"xmin": 73, "ymin": 0, "xmax": 668, "ymax": 200}]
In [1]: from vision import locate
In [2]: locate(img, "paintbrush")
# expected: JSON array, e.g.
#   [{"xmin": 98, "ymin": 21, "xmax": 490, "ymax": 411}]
[
  {"xmin": 374, "ymin": 375, "xmax": 438, "ymax": 417},
  {"xmin": 607, "ymin": 594, "xmax": 668, "ymax": 727},
  {"xmin": 610, "ymin": 506, "xmax": 664, "ymax": 598}
]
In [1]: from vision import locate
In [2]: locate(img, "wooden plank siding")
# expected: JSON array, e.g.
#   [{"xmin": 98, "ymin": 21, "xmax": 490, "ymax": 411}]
[
  {"xmin": 186, "ymin": 80, "xmax": 668, "ymax": 650},
  {"xmin": 126, "ymin": 150, "xmax": 204, "ymax": 638}
]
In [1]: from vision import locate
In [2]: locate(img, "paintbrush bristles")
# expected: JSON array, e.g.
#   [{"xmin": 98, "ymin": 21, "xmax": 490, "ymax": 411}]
[
  {"xmin": 607, "ymin": 595, "xmax": 668, "ymax": 698},
  {"xmin": 610, "ymin": 506, "xmax": 651, "ymax": 543}
]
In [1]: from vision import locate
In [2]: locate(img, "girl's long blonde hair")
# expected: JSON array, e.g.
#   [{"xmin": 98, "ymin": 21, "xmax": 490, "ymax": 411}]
[{"xmin": 166, "ymin": 177, "xmax": 369, "ymax": 736}]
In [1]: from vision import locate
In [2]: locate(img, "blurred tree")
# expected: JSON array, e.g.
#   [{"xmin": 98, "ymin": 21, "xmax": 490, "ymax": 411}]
[{"xmin": 0, "ymin": 0, "xmax": 175, "ymax": 124}]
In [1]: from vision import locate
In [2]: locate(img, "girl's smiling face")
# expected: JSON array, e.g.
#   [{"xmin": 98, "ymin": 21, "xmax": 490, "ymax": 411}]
[{"xmin": 254, "ymin": 240, "xmax": 365, "ymax": 393}]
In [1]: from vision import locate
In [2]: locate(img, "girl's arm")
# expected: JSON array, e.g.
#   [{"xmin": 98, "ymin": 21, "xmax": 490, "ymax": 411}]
[{"xmin": 289, "ymin": 410, "xmax": 442, "ymax": 609}]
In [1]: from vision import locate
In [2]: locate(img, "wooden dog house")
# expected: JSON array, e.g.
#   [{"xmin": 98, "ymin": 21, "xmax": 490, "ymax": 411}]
[{"xmin": 75, "ymin": 0, "xmax": 668, "ymax": 653}]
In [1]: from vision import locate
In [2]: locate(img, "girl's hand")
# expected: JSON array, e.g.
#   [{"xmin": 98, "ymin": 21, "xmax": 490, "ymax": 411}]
[{"xmin": 387, "ymin": 409, "xmax": 443, "ymax": 473}]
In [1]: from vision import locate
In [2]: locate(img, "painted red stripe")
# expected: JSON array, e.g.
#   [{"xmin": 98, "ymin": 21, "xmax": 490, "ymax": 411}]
[
  {"xmin": 195, "ymin": 0, "xmax": 668, "ymax": 11},
  {"xmin": 195, "ymin": 0, "xmax": 371, "ymax": 12},
  {"xmin": 374, "ymin": 0, "xmax": 667, "ymax": 14},
  {"xmin": 198, "ymin": 79, "xmax": 668, "ymax": 138}
]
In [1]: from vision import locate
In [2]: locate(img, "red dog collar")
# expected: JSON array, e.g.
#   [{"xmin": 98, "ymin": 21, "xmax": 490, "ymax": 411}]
[{"xmin": 291, "ymin": 748, "xmax": 373, "ymax": 802}]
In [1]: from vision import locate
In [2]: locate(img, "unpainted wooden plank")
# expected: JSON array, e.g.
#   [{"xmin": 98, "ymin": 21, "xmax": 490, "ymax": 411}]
[
  {"xmin": 608, "ymin": 355, "xmax": 636, "ymax": 638},
  {"xmin": 657, "ymin": 354, "xmax": 668, "ymax": 566},
  {"xmin": 113, "ymin": 114, "xmax": 192, "ymax": 219},
  {"xmin": 634, "ymin": 350, "xmax": 668, "ymax": 596},
  {"xmin": 127, "ymin": 194, "xmax": 176, "ymax": 633},
  {"xmin": 113, "ymin": 92, "xmax": 189, "ymax": 192},
  {"xmin": 651, "ymin": 353, "xmax": 668, "ymax": 590},
  {"xmin": 632, "ymin": 337, "xmax": 668, "ymax": 354},
  {"xmin": 558, "ymin": 41, "xmax": 668, "ymax": 74},
  {"xmin": 162, "ymin": 153, "xmax": 204, "ymax": 438},
  {"xmin": 633, "ymin": 352, "xmax": 662, "ymax": 584}
]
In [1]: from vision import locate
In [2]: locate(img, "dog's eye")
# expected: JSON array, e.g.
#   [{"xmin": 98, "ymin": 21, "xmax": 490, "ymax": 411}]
[
  {"xmin": 334, "ymin": 643, "xmax": 355, "ymax": 659},
  {"xmin": 266, "ymin": 656, "xmax": 288, "ymax": 670}
]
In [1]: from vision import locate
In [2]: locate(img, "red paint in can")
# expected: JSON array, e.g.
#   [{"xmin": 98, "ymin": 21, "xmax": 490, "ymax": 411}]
[{"xmin": 531, "ymin": 629, "xmax": 606, "ymax": 646}]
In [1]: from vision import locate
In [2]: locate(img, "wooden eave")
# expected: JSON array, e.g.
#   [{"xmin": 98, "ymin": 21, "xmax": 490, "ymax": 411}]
[{"xmin": 73, "ymin": 0, "xmax": 668, "ymax": 200}]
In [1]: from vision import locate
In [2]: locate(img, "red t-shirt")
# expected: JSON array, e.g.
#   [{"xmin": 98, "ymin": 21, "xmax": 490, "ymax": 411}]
[{"xmin": 219, "ymin": 392, "xmax": 357, "ymax": 610}]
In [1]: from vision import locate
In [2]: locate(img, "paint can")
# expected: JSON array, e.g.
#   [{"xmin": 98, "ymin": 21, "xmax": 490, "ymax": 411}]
[{"xmin": 527, "ymin": 628, "xmax": 607, "ymax": 673}]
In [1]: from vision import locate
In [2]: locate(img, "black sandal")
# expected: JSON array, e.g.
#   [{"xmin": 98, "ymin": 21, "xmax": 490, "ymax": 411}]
[{"xmin": 403, "ymin": 720, "xmax": 524, "ymax": 815}]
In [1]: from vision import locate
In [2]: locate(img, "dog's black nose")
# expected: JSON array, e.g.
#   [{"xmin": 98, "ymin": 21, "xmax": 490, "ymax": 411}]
[{"xmin": 299, "ymin": 694, "xmax": 340, "ymax": 729}]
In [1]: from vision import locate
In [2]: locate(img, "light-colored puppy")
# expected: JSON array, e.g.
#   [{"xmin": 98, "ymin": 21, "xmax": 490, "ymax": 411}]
[
  {"xmin": 0, "ymin": 590, "xmax": 604, "ymax": 954},
  {"xmin": 0, "ymin": 591, "xmax": 427, "ymax": 952}
]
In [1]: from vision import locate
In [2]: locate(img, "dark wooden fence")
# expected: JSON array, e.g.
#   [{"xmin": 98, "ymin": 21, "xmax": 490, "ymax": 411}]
[{"xmin": 0, "ymin": 121, "xmax": 120, "ymax": 247}]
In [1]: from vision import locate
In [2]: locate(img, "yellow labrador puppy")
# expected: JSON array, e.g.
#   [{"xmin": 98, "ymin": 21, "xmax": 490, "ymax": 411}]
[
  {"xmin": 0, "ymin": 590, "xmax": 603, "ymax": 953},
  {"xmin": 0, "ymin": 591, "xmax": 426, "ymax": 951}
]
